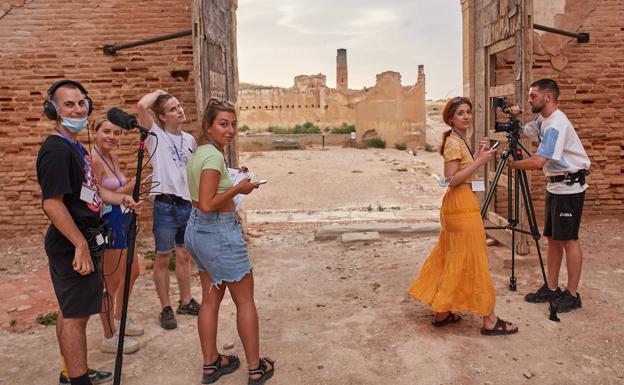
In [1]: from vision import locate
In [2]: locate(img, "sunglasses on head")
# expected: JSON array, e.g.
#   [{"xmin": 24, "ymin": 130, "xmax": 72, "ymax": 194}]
[{"xmin": 207, "ymin": 98, "xmax": 235, "ymax": 108}]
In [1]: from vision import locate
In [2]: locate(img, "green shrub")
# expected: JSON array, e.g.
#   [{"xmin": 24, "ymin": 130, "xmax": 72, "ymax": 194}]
[
  {"xmin": 364, "ymin": 138, "xmax": 386, "ymax": 148},
  {"xmin": 266, "ymin": 123, "xmax": 320, "ymax": 134},
  {"xmin": 330, "ymin": 122, "xmax": 356, "ymax": 134},
  {"xmin": 239, "ymin": 125, "xmax": 250, "ymax": 132},
  {"xmin": 36, "ymin": 311, "xmax": 58, "ymax": 325},
  {"xmin": 293, "ymin": 122, "xmax": 320, "ymax": 134},
  {"xmin": 395, "ymin": 143, "xmax": 407, "ymax": 151}
]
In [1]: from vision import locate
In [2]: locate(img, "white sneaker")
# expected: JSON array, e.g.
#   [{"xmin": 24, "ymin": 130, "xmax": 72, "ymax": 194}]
[
  {"xmin": 115, "ymin": 317, "xmax": 144, "ymax": 336},
  {"xmin": 100, "ymin": 332, "xmax": 139, "ymax": 354}
]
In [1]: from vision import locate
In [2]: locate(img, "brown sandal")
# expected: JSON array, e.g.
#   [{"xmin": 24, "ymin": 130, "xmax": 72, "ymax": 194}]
[
  {"xmin": 480, "ymin": 318, "xmax": 518, "ymax": 336},
  {"xmin": 432, "ymin": 312, "xmax": 462, "ymax": 327}
]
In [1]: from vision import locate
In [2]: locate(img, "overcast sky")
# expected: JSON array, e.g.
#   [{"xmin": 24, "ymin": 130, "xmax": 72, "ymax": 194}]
[{"xmin": 237, "ymin": 0, "xmax": 463, "ymax": 100}]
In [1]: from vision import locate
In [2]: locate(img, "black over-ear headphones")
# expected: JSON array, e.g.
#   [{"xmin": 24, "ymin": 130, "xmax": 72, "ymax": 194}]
[{"xmin": 43, "ymin": 79, "xmax": 93, "ymax": 120}]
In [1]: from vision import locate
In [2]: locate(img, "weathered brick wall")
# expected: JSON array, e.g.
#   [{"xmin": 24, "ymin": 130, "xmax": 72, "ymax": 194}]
[
  {"xmin": 0, "ymin": 0, "xmax": 196, "ymax": 236},
  {"xmin": 491, "ymin": 1, "xmax": 624, "ymax": 219},
  {"xmin": 530, "ymin": 0, "xmax": 624, "ymax": 216}
]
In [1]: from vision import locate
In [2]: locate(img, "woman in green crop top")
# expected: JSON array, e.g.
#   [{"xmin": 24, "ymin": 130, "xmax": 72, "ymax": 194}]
[{"xmin": 185, "ymin": 99, "xmax": 275, "ymax": 385}]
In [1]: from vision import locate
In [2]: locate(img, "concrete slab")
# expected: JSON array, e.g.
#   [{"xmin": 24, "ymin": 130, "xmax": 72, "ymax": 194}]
[
  {"xmin": 489, "ymin": 246, "xmax": 541, "ymax": 268},
  {"xmin": 315, "ymin": 222, "xmax": 440, "ymax": 240},
  {"xmin": 246, "ymin": 208, "xmax": 440, "ymax": 224},
  {"xmin": 341, "ymin": 231, "xmax": 381, "ymax": 244}
]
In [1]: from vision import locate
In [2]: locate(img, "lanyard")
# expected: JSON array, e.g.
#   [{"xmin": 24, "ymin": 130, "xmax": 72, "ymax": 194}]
[
  {"xmin": 162, "ymin": 127, "xmax": 184, "ymax": 162},
  {"xmin": 94, "ymin": 146, "xmax": 123, "ymax": 187},
  {"xmin": 54, "ymin": 128, "xmax": 93, "ymax": 184},
  {"xmin": 452, "ymin": 130, "xmax": 474, "ymax": 160}
]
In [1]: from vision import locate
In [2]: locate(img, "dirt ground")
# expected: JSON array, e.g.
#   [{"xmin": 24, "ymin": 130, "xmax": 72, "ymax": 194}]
[{"xmin": 1, "ymin": 116, "xmax": 623, "ymax": 385}]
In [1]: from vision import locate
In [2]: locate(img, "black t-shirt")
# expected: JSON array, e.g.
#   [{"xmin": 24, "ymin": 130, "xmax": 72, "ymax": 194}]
[{"xmin": 36, "ymin": 135, "xmax": 102, "ymax": 255}]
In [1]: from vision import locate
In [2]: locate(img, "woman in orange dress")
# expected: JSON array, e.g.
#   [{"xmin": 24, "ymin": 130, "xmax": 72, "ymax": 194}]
[{"xmin": 407, "ymin": 97, "xmax": 518, "ymax": 336}]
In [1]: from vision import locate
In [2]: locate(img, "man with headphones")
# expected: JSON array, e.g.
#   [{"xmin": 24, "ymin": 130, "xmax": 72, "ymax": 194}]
[{"xmin": 36, "ymin": 80, "xmax": 139, "ymax": 385}]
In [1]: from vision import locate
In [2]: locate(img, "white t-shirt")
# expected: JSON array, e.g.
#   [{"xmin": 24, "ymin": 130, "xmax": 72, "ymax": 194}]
[
  {"xmin": 146, "ymin": 122, "xmax": 197, "ymax": 201},
  {"xmin": 523, "ymin": 109, "xmax": 590, "ymax": 194}
]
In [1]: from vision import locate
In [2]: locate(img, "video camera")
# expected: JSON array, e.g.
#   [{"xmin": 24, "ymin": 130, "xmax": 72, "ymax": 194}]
[{"xmin": 491, "ymin": 97, "xmax": 521, "ymax": 136}]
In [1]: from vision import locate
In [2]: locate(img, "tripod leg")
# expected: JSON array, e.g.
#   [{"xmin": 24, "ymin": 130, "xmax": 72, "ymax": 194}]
[
  {"xmin": 481, "ymin": 150, "xmax": 510, "ymax": 218},
  {"xmin": 517, "ymin": 169, "xmax": 560, "ymax": 322},
  {"xmin": 481, "ymin": 148, "xmax": 517, "ymax": 290},
  {"xmin": 509, "ymin": 168, "xmax": 519, "ymax": 291},
  {"xmin": 517, "ymin": 170, "xmax": 547, "ymax": 282}
]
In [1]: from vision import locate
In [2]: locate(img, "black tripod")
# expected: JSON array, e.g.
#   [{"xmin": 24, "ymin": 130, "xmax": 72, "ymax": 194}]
[{"xmin": 480, "ymin": 132, "xmax": 560, "ymax": 322}]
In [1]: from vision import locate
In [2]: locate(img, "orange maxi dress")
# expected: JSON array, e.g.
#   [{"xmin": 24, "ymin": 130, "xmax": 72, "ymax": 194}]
[{"xmin": 407, "ymin": 133, "xmax": 495, "ymax": 316}]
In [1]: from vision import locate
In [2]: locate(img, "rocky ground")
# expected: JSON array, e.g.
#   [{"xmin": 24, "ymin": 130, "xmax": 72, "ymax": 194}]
[{"xmin": 0, "ymin": 114, "xmax": 622, "ymax": 385}]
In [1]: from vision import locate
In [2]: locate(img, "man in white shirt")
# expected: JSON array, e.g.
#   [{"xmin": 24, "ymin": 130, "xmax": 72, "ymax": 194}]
[
  {"xmin": 509, "ymin": 79, "xmax": 590, "ymax": 313},
  {"xmin": 138, "ymin": 90, "xmax": 199, "ymax": 329}
]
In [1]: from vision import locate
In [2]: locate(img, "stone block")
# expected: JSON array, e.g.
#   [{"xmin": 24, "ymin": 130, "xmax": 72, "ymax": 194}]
[
  {"xmin": 315, "ymin": 222, "xmax": 440, "ymax": 241},
  {"xmin": 341, "ymin": 232, "xmax": 381, "ymax": 244}
]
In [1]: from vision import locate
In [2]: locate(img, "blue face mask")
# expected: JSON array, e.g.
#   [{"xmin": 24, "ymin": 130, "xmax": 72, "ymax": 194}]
[{"xmin": 61, "ymin": 115, "xmax": 89, "ymax": 133}]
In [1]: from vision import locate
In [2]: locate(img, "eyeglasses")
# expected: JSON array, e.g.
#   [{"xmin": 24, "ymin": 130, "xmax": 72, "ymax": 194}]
[{"xmin": 207, "ymin": 97, "xmax": 235, "ymax": 108}]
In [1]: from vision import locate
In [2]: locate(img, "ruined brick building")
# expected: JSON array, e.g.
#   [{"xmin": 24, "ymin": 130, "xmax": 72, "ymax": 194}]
[
  {"xmin": 238, "ymin": 49, "xmax": 427, "ymax": 149},
  {"xmin": 463, "ymin": 0, "xmax": 624, "ymax": 224}
]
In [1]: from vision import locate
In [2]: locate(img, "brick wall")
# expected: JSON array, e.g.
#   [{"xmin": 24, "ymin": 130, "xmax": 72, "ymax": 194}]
[
  {"xmin": 491, "ymin": 1, "xmax": 624, "ymax": 219},
  {"xmin": 0, "ymin": 0, "xmax": 196, "ymax": 236},
  {"xmin": 529, "ymin": 0, "xmax": 624, "ymax": 216}
]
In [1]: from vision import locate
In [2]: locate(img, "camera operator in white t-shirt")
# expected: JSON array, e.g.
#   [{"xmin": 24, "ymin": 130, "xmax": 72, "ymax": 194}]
[{"xmin": 508, "ymin": 78, "xmax": 590, "ymax": 314}]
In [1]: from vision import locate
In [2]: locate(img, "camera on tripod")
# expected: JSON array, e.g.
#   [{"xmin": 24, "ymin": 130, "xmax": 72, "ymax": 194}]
[{"xmin": 491, "ymin": 96, "xmax": 521, "ymax": 136}]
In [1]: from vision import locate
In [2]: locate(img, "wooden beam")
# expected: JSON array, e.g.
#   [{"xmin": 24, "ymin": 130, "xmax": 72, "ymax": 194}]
[
  {"xmin": 489, "ymin": 83, "xmax": 516, "ymax": 97},
  {"xmin": 192, "ymin": 0, "xmax": 240, "ymax": 167},
  {"xmin": 487, "ymin": 171, "xmax": 508, "ymax": 188},
  {"xmin": 484, "ymin": 218, "xmax": 513, "ymax": 250},
  {"xmin": 488, "ymin": 35, "xmax": 515, "ymax": 55}
]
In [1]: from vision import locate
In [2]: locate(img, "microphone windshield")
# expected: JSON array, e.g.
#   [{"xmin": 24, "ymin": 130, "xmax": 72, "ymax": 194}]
[{"xmin": 107, "ymin": 107, "xmax": 137, "ymax": 131}]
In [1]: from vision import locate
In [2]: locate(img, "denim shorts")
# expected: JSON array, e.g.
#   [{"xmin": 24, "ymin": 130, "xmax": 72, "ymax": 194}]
[
  {"xmin": 152, "ymin": 199, "xmax": 191, "ymax": 254},
  {"xmin": 184, "ymin": 208, "xmax": 252, "ymax": 285},
  {"xmin": 103, "ymin": 205, "xmax": 132, "ymax": 249}
]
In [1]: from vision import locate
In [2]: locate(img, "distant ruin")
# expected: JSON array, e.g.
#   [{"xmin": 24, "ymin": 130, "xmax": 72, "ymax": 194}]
[{"xmin": 238, "ymin": 49, "xmax": 427, "ymax": 148}]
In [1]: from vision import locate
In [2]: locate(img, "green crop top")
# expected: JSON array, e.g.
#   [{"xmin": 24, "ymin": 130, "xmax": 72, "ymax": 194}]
[{"xmin": 186, "ymin": 144, "xmax": 234, "ymax": 202}]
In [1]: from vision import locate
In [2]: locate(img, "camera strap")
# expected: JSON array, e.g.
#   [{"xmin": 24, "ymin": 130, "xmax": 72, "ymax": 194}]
[{"xmin": 451, "ymin": 130, "xmax": 474, "ymax": 160}]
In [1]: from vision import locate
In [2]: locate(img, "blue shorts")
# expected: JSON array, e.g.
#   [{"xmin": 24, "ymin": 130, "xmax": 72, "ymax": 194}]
[
  {"xmin": 152, "ymin": 199, "xmax": 191, "ymax": 254},
  {"xmin": 103, "ymin": 205, "xmax": 132, "ymax": 249},
  {"xmin": 184, "ymin": 209, "xmax": 252, "ymax": 286}
]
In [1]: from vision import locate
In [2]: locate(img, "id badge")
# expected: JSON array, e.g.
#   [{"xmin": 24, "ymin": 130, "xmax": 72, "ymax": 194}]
[
  {"xmin": 80, "ymin": 184, "xmax": 97, "ymax": 204},
  {"xmin": 471, "ymin": 180, "xmax": 485, "ymax": 192}
]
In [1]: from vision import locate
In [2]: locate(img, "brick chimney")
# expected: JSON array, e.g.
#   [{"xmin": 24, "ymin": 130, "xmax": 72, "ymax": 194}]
[{"xmin": 336, "ymin": 48, "xmax": 348, "ymax": 91}]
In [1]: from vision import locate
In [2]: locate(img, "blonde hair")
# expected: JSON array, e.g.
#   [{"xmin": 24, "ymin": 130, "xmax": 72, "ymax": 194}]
[{"xmin": 92, "ymin": 111, "xmax": 109, "ymax": 132}]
